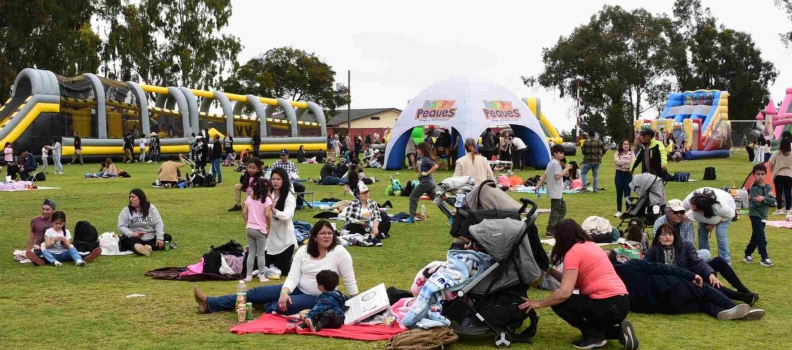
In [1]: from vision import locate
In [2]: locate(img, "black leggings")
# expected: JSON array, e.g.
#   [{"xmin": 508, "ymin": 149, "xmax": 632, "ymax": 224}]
[
  {"xmin": 774, "ymin": 175, "xmax": 792, "ymax": 210},
  {"xmin": 551, "ymin": 294, "xmax": 629, "ymax": 340},
  {"xmin": 265, "ymin": 245, "xmax": 295, "ymax": 277},
  {"xmin": 707, "ymin": 257, "xmax": 752, "ymax": 302}
]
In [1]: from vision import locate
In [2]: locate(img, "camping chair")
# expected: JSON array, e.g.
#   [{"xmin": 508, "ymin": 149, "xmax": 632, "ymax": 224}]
[{"xmin": 23, "ymin": 164, "xmax": 41, "ymax": 182}]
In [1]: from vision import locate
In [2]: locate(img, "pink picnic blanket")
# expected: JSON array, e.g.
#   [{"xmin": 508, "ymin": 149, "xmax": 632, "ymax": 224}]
[
  {"xmin": 764, "ymin": 220, "xmax": 792, "ymax": 229},
  {"xmin": 230, "ymin": 313, "xmax": 405, "ymax": 341}
]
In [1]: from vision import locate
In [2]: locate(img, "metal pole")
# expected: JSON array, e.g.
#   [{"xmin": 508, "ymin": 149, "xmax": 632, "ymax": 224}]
[
  {"xmin": 576, "ymin": 80, "xmax": 580, "ymax": 143},
  {"xmin": 347, "ymin": 70, "xmax": 351, "ymax": 132}
]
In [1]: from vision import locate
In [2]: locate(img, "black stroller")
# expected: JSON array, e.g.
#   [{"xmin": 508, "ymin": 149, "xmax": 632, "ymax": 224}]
[
  {"xmin": 183, "ymin": 158, "xmax": 215, "ymax": 188},
  {"xmin": 617, "ymin": 173, "xmax": 667, "ymax": 232},
  {"xmin": 440, "ymin": 182, "xmax": 549, "ymax": 347}
]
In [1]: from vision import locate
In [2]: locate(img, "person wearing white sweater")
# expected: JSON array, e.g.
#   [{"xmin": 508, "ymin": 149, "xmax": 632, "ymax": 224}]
[
  {"xmin": 266, "ymin": 168, "xmax": 299, "ymax": 276},
  {"xmin": 194, "ymin": 220, "xmax": 359, "ymax": 314},
  {"xmin": 682, "ymin": 187, "xmax": 737, "ymax": 264}
]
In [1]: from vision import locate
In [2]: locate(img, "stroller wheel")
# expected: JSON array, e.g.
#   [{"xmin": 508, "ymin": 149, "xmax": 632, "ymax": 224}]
[
  {"xmin": 494, "ymin": 332, "xmax": 512, "ymax": 348},
  {"xmin": 186, "ymin": 182, "xmax": 194, "ymax": 188}
]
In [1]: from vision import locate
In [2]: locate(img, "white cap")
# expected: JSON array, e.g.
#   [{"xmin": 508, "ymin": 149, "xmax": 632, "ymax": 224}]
[
  {"xmin": 359, "ymin": 184, "xmax": 370, "ymax": 194},
  {"xmin": 667, "ymin": 199, "xmax": 685, "ymax": 212}
]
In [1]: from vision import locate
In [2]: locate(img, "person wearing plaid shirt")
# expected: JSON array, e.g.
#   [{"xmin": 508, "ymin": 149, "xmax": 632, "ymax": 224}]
[
  {"xmin": 344, "ymin": 184, "xmax": 383, "ymax": 247},
  {"xmin": 271, "ymin": 149, "xmax": 299, "ymax": 179},
  {"xmin": 581, "ymin": 132, "xmax": 608, "ymax": 193}
]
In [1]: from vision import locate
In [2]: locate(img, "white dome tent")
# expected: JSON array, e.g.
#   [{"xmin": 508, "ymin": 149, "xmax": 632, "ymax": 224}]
[{"xmin": 383, "ymin": 76, "xmax": 551, "ymax": 170}]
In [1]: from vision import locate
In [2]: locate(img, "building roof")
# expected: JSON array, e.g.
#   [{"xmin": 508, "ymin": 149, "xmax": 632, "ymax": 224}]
[{"xmin": 272, "ymin": 108, "xmax": 401, "ymax": 126}]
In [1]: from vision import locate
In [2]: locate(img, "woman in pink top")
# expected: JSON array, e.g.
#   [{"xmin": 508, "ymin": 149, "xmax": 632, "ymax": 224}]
[
  {"xmin": 520, "ymin": 219, "xmax": 638, "ymax": 350},
  {"xmin": 614, "ymin": 139, "xmax": 635, "ymax": 217},
  {"xmin": 242, "ymin": 177, "xmax": 272, "ymax": 282}
]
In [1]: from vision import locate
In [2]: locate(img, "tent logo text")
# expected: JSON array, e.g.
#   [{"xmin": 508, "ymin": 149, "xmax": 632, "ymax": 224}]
[
  {"xmin": 415, "ymin": 100, "xmax": 457, "ymax": 120},
  {"xmin": 483, "ymin": 100, "xmax": 521, "ymax": 120}
]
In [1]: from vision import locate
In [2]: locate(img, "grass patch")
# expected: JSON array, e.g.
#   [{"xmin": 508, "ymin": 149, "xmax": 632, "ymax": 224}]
[{"xmin": 1, "ymin": 150, "xmax": 788, "ymax": 349}]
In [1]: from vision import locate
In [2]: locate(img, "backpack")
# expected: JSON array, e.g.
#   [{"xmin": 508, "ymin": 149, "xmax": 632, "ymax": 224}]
[
  {"xmin": 34, "ymin": 172, "xmax": 46, "ymax": 181},
  {"xmin": 385, "ymin": 327, "xmax": 458, "ymax": 350},
  {"xmin": 402, "ymin": 180, "xmax": 415, "ymax": 197},
  {"xmin": 72, "ymin": 221, "xmax": 99, "ymax": 252},
  {"xmin": 210, "ymin": 240, "xmax": 244, "ymax": 256},
  {"xmin": 204, "ymin": 173, "xmax": 216, "ymax": 187},
  {"xmin": 703, "ymin": 167, "xmax": 716, "ymax": 180},
  {"xmin": 202, "ymin": 251, "xmax": 223, "ymax": 275}
]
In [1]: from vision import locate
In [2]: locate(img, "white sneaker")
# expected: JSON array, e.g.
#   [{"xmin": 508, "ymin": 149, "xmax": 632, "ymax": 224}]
[
  {"xmin": 774, "ymin": 209, "xmax": 787, "ymax": 215},
  {"xmin": 147, "ymin": 160, "xmax": 153, "ymax": 163},
  {"xmin": 760, "ymin": 259, "xmax": 774, "ymax": 267},
  {"xmin": 53, "ymin": 261, "xmax": 62, "ymax": 267},
  {"xmin": 614, "ymin": 212, "xmax": 622, "ymax": 218},
  {"xmin": 75, "ymin": 260, "xmax": 86, "ymax": 267},
  {"xmin": 717, "ymin": 304, "xmax": 750, "ymax": 320}
]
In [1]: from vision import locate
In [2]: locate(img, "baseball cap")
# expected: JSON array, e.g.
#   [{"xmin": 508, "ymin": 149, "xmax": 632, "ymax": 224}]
[
  {"xmin": 667, "ymin": 199, "xmax": 685, "ymax": 212},
  {"xmin": 359, "ymin": 184, "xmax": 370, "ymax": 194},
  {"xmin": 279, "ymin": 148, "xmax": 289, "ymax": 156},
  {"xmin": 339, "ymin": 158, "xmax": 346, "ymax": 163}
]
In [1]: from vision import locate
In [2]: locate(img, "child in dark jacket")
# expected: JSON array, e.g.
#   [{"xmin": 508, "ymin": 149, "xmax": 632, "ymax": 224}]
[
  {"xmin": 745, "ymin": 164, "xmax": 775, "ymax": 266},
  {"xmin": 300, "ymin": 270, "xmax": 346, "ymax": 332}
]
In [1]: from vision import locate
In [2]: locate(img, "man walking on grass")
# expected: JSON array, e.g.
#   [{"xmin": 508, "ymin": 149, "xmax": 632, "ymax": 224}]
[
  {"xmin": 581, "ymin": 132, "xmax": 607, "ymax": 193},
  {"xmin": 69, "ymin": 132, "xmax": 83, "ymax": 165}
]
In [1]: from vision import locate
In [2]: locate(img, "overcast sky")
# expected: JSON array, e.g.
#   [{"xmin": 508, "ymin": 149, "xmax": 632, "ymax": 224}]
[{"xmin": 226, "ymin": 0, "xmax": 792, "ymax": 132}]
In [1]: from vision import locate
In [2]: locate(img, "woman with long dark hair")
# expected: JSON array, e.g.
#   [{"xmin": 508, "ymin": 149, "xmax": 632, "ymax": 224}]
[
  {"xmin": 683, "ymin": 187, "xmax": 736, "ymax": 264},
  {"xmin": 519, "ymin": 219, "xmax": 636, "ymax": 349},
  {"xmin": 194, "ymin": 220, "xmax": 359, "ymax": 314},
  {"xmin": 405, "ymin": 142, "xmax": 438, "ymax": 224},
  {"xmin": 769, "ymin": 138, "xmax": 792, "ymax": 214},
  {"xmin": 266, "ymin": 167, "xmax": 298, "ymax": 276},
  {"xmin": 646, "ymin": 223, "xmax": 758, "ymax": 305},
  {"xmin": 614, "ymin": 139, "xmax": 635, "ymax": 217},
  {"xmin": 117, "ymin": 189, "xmax": 172, "ymax": 256}
]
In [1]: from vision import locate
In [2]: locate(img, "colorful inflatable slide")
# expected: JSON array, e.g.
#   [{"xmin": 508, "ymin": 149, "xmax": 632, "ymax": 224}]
[
  {"xmin": 755, "ymin": 91, "xmax": 792, "ymax": 150},
  {"xmin": 0, "ymin": 69, "xmax": 327, "ymax": 159},
  {"xmin": 636, "ymin": 90, "xmax": 731, "ymax": 160}
]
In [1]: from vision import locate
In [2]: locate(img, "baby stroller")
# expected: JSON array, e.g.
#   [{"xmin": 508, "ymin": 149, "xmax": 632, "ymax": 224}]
[
  {"xmin": 183, "ymin": 158, "xmax": 214, "ymax": 188},
  {"xmin": 446, "ymin": 179, "xmax": 523, "ymax": 240},
  {"xmin": 442, "ymin": 194, "xmax": 548, "ymax": 347},
  {"xmin": 433, "ymin": 176, "xmax": 476, "ymax": 220},
  {"xmin": 617, "ymin": 173, "xmax": 667, "ymax": 232}
]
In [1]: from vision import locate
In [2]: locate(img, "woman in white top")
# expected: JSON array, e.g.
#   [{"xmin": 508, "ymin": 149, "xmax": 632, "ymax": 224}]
[
  {"xmin": 194, "ymin": 220, "xmax": 359, "ymax": 314},
  {"xmin": 51, "ymin": 136, "xmax": 63, "ymax": 175},
  {"xmin": 266, "ymin": 167, "xmax": 298, "ymax": 276},
  {"xmin": 453, "ymin": 138, "xmax": 493, "ymax": 185},
  {"xmin": 40, "ymin": 144, "xmax": 49, "ymax": 174},
  {"xmin": 683, "ymin": 187, "xmax": 737, "ymax": 265},
  {"xmin": 768, "ymin": 138, "xmax": 792, "ymax": 214},
  {"xmin": 613, "ymin": 140, "xmax": 635, "ymax": 217}
]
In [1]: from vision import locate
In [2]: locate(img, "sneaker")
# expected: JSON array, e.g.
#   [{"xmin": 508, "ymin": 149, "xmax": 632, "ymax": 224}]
[
  {"xmin": 572, "ymin": 337, "xmax": 607, "ymax": 349},
  {"xmin": 373, "ymin": 237, "xmax": 383, "ymax": 247},
  {"xmin": 618, "ymin": 320, "xmax": 639, "ymax": 350},
  {"xmin": 75, "ymin": 260, "xmax": 86, "ymax": 267},
  {"xmin": 741, "ymin": 309, "xmax": 766, "ymax": 321},
  {"xmin": 85, "ymin": 248, "xmax": 102, "ymax": 263},
  {"xmin": 357, "ymin": 238, "xmax": 374, "ymax": 247},
  {"xmin": 614, "ymin": 212, "xmax": 622, "ymax": 218},
  {"xmin": 717, "ymin": 304, "xmax": 750, "ymax": 320},
  {"xmin": 743, "ymin": 256, "xmax": 753, "ymax": 264},
  {"xmin": 760, "ymin": 259, "xmax": 774, "ymax": 267},
  {"xmin": 403, "ymin": 217, "xmax": 415, "ymax": 224},
  {"xmin": 25, "ymin": 250, "xmax": 46, "ymax": 266},
  {"xmin": 748, "ymin": 292, "xmax": 760, "ymax": 306},
  {"xmin": 228, "ymin": 204, "xmax": 242, "ymax": 212},
  {"xmin": 773, "ymin": 209, "xmax": 786, "ymax": 215},
  {"xmin": 147, "ymin": 160, "xmax": 153, "ymax": 163},
  {"xmin": 53, "ymin": 261, "xmax": 63, "ymax": 267},
  {"xmin": 134, "ymin": 243, "xmax": 151, "ymax": 257}
]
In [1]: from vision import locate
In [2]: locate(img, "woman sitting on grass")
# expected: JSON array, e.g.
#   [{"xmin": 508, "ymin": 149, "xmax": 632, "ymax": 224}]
[
  {"xmin": 344, "ymin": 184, "xmax": 384, "ymax": 247},
  {"xmin": 194, "ymin": 220, "xmax": 359, "ymax": 315},
  {"xmin": 118, "ymin": 189, "xmax": 173, "ymax": 256}
]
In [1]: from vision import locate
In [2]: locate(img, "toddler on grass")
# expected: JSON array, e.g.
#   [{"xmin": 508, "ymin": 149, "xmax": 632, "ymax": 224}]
[{"xmin": 300, "ymin": 270, "xmax": 346, "ymax": 332}]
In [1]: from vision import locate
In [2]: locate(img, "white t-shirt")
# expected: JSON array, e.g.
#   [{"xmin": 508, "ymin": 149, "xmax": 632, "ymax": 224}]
[
  {"xmin": 41, "ymin": 146, "xmax": 48, "ymax": 158},
  {"xmin": 544, "ymin": 159, "xmax": 564, "ymax": 199},
  {"xmin": 283, "ymin": 245, "xmax": 359, "ymax": 296},
  {"xmin": 139, "ymin": 138, "xmax": 147, "ymax": 148},
  {"xmin": 44, "ymin": 228, "xmax": 71, "ymax": 254},
  {"xmin": 512, "ymin": 137, "xmax": 527, "ymax": 150}
]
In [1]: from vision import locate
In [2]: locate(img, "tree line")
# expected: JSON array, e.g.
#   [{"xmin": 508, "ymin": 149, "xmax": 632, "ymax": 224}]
[
  {"xmin": 524, "ymin": 0, "xmax": 784, "ymax": 142},
  {"xmin": 0, "ymin": 0, "xmax": 348, "ymax": 113}
]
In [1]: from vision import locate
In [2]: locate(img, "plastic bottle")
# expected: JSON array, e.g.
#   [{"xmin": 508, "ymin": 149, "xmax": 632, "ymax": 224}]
[
  {"xmin": 421, "ymin": 205, "xmax": 427, "ymax": 220},
  {"xmin": 236, "ymin": 280, "xmax": 247, "ymax": 309}
]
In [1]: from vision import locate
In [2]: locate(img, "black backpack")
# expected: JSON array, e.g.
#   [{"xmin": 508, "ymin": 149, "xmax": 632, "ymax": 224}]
[
  {"xmin": 210, "ymin": 240, "xmax": 244, "ymax": 256},
  {"xmin": 34, "ymin": 172, "xmax": 46, "ymax": 181},
  {"xmin": 703, "ymin": 167, "xmax": 716, "ymax": 180},
  {"xmin": 205, "ymin": 173, "xmax": 216, "ymax": 187},
  {"xmin": 73, "ymin": 221, "xmax": 99, "ymax": 252}
]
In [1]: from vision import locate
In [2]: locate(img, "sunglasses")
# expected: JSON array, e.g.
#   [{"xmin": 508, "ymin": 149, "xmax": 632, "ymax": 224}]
[{"xmin": 672, "ymin": 210, "xmax": 685, "ymax": 215}]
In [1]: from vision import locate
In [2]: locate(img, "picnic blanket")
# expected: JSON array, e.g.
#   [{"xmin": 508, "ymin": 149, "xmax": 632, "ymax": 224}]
[
  {"xmin": 512, "ymin": 185, "xmax": 581, "ymax": 194},
  {"xmin": 764, "ymin": 220, "xmax": 792, "ymax": 229},
  {"xmin": 144, "ymin": 267, "xmax": 242, "ymax": 281},
  {"xmin": 0, "ymin": 181, "xmax": 60, "ymax": 191},
  {"xmin": 230, "ymin": 313, "xmax": 405, "ymax": 341}
]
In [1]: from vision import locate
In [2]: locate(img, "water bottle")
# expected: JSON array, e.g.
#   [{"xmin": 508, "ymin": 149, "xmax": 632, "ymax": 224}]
[
  {"xmin": 421, "ymin": 205, "xmax": 427, "ymax": 220},
  {"xmin": 236, "ymin": 280, "xmax": 247, "ymax": 310}
]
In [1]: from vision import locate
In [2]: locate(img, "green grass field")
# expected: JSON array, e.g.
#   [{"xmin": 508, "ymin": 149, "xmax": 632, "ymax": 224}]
[{"xmin": 1, "ymin": 149, "xmax": 789, "ymax": 349}]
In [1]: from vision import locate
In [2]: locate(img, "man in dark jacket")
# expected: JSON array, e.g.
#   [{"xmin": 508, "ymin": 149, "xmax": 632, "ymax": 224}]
[
  {"xmin": 311, "ymin": 158, "xmax": 347, "ymax": 185},
  {"xmin": 631, "ymin": 129, "xmax": 667, "ymax": 176},
  {"xmin": 70, "ymin": 132, "xmax": 83, "ymax": 165},
  {"xmin": 211, "ymin": 135, "xmax": 223, "ymax": 184},
  {"xmin": 252, "ymin": 131, "xmax": 261, "ymax": 158},
  {"xmin": 19, "ymin": 149, "xmax": 37, "ymax": 179},
  {"xmin": 481, "ymin": 128, "xmax": 496, "ymax": 160},
  {"xmin": 333, "ymin": 158, "xmax": 348, "ymax": 179},
  {"xmin": 609, "ymin": 254, "xmax": 764, "ymax": 320}
]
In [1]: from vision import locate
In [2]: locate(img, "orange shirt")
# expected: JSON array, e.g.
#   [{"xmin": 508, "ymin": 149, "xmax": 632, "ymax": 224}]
[{"xmin": 564, "ymin": 241, "xmax": 628, "ymax": 299}]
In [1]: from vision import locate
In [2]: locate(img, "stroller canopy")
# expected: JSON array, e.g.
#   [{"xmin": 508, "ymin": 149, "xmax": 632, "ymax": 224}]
[
  {"xmin": 469, "ymin": 218, "xmax": 542, "ymax": 293},
  {"xmin": 466, "ymin": 179, "xmax": 521, "ymax": 211},
  {"xmin": 630, "ymin": 174, "xmax": 665, "ymax": 206}
]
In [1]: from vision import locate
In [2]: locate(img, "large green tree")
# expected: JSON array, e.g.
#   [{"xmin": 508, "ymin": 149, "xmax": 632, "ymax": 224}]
[
  {"xmin": 671, "ymin": 0, "xmax": 777, "ymax": 121},
  {"xmin": 524, "ymin": 5, "xmax": 676, "ymax": 142},
  {"xmin": 100, "ymin": 0, "xmax": 242, "ymax": 90},
  {"xmin": 224, "ymin": 47, "xmax": 350, "ymax": 116},
  {"xmin": 0, "ymin": 0, "xmax": 101, "ymax": 101}
]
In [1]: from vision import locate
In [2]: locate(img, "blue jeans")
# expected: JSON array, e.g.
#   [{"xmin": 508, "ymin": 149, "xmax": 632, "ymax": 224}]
[
  {"xmin": 746, "ymin": 216, "xmax": 769, "ymax": 260},
  {"xmin": 212, "ymin": 158, "xmax": 222, "ymax": 183},
  {"xmin": 320, "ymin": 176, "xmax": 347, "ymax": 185},
  {"xmin": 42, "ymin": 247, "xmax": 82, "ymax": 264},
  {"xmin": 698, "ymin": 221, "xmax": 731, "ymax": 264},
  {"xmin": 614, "ymin": 171, "xmax": 632, "ymax": 212},
  {"xmin": 581, "ymin": 163, "xmax": 600, "ymax": 191},
  {"xmin": 206, "ymin": 285, "xmax": 318, "ymax": 314}
]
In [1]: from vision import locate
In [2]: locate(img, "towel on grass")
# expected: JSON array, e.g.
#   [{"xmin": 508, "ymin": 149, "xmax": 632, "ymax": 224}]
[{"xmin": 230, "ymin": 313, "xmax": 405, "ymax": 341}]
